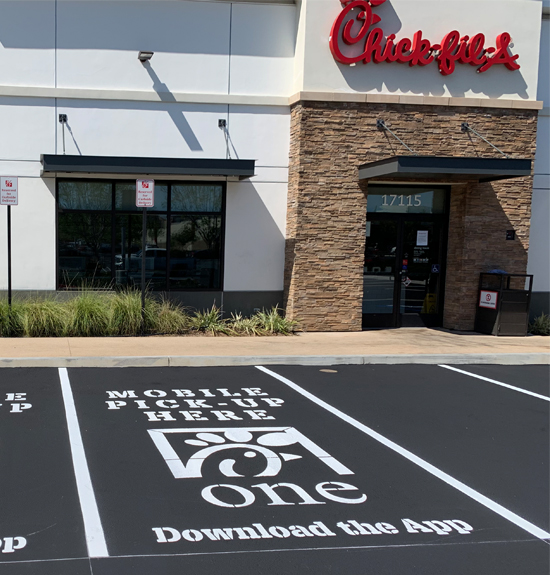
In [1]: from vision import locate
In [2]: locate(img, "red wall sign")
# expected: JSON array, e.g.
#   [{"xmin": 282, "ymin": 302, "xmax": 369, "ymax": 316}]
[{"xmin": 329, "ymin": 0, "xmax": 520, "ymax": 75}]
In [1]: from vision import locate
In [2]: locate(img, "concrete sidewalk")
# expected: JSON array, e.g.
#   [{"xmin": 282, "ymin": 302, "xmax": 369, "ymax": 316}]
[{"xmin": 0, "ymin": 328, "xmax": 548, "ymax": 367}]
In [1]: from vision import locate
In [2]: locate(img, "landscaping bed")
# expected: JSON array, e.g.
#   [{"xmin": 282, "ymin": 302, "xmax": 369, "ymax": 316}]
[{"xmin": 0, "ymin": 291, "xmax": 298, "ymax": 337}]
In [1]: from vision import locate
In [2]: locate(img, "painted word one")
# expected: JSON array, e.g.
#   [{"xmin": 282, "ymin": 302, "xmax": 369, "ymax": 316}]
[
  {"xmin": 329, "ymin": 0, "xmax": 520, "ymax": 75},
  {"xmin": 201, "ymin": 481, "xmax": 366, "ymax": 508}
]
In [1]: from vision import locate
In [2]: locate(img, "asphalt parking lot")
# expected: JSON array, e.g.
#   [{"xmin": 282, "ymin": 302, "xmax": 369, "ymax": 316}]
[{"xmin": 0, "ymin": 364, "xmax": 548, "ymax": 574}]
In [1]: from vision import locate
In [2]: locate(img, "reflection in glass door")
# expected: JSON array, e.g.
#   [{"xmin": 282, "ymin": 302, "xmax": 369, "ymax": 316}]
[
  {"xmin": 363, "ymin": 220, "xmax": 398, "ymax": 327},
  {"xmin": 115, "ymin": 214, "xmax": 168, "ymax": 290}
]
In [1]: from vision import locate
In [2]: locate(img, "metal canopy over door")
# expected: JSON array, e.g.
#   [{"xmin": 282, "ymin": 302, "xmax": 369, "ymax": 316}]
[{"xmin": 362, "ymin": 185, "xmax": 449, "ymax": 328}]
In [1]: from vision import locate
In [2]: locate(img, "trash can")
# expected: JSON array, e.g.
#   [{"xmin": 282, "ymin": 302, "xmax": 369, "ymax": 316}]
[{"xmin": 474, "ymin": 273, "xmax": 533, "ymax": 336}]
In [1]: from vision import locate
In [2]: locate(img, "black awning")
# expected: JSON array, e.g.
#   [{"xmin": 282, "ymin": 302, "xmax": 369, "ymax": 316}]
[
  {"xmin": 41, "ymin": 155, "xmax": 255, "ymax": 179},
  {"xmin": 358, "ymin": 156, "xmax": 531, "ymax": 183}
]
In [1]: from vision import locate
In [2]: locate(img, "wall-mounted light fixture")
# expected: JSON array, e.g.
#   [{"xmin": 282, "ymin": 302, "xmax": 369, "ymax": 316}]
[
  {"xmin": 218, "ymin": 119, "xmax": 231, "ymax": 159},
  {"xmin": 138, "ymin": 51, "xmax": 154, "ymax": 63},
  {"xmin": 59, "ymin": 114, "xmax": 68, "ymax": 155}
]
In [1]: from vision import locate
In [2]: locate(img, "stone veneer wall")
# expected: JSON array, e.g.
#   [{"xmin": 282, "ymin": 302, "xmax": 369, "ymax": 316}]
[{"xmin": 284, "ymin": 102, "xmax": 538, "ymax": 332}]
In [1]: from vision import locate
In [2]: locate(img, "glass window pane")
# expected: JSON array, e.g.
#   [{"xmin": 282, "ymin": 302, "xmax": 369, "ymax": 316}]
[
  {"xmin": 169, "ymin": 215, "xmax": 222, "ymax": 289},
  {"xmin": 363, "ymin": 220, "xmax": 397, "ymax": 315},
  {"xmin": 116, "ymin": 183, "xmax": 168, "ymax": 211},
  {"xmin": 114, "ymin": 214, "xmax": 167, "ymax": 290},
  {"xmin": 58, "ymin": 181, "xmax": 111, "ymax": 210},
  {"xmin": 58, "ymin": 213, "xmax": 112, "ymax": 288},
  {"xmin": 171, "ymin": 185, "xmax": 222, "ymax": 212},
  {"xmin": 367, "ymin": 186, "xmax": 446, "ymax": 214}
]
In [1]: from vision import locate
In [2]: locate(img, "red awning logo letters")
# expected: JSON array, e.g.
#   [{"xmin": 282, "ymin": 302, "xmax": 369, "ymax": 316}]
[{"xmin": 329, "ymin": 0, "xmax": 520, "ymax": 75}]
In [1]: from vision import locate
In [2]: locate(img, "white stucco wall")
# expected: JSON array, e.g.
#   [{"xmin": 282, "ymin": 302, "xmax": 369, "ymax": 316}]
[
  {"xmin": 0, "ymin": 1, "xmax": 56, "ymax": 88},
  {"xmin": 56, "ymin": 0, "xmax": 295, "ymax": 97},
  {"xmin": 527, "ymin": 9, "xmax": 550, "ymax": 295},
  {"xmin": 0, "ymin": 1, "xmax": 295, "ymax": 292},
  {"xmin": 224, "ymin": 106, "xmax": 290, "ymax": 291},
  {"xmin": 55, "ymin": 101, "xmax": 229, "ymax": 158},
  {"xmin": 0, "ymin": 177, "xmax": 56, "ymax": 290}
]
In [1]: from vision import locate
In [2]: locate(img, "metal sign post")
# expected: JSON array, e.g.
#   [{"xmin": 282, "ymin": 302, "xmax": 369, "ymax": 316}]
[
  {"xmin": 1, "ymin": 177, "xmax": 18, "ymax": 308},
  {"xmin": 136, "ymin": 179, "xmax": 155, "ymax": 335},
  {"xmin": 7, "ymin": 204, "xmax": 11, "ymax": 306},
  {"xmin": 141, "ymin": 206, "xmax": 147, "ymax": 334}
]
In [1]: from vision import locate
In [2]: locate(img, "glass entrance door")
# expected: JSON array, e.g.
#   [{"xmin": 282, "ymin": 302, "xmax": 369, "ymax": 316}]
[
  {"xmin": 362, "ymin": 186, "xmax": 448, "ymax": 329},
  {"xmin": 399, "ymin": 220, "xmax": 445, "ymax": 327}
]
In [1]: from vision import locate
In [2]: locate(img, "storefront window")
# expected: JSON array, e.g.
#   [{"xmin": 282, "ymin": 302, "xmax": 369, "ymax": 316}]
[
  {"xmin": 169, "ymin": 215, "xmax": 222, "ymax": 289},
  {"xmin": 58, "ymin": 213, "xmax": 112, "ymax": 288},
  {"xmin": 57, "ymin": 180, "xmax": 224, "ymax": 291},
  {"xmin": 114, "ymin": 214, "xmax": 168, "ymax": 290},
  {"xmin": 171, "ymin": 184, "xmax": 222, "ymax": 212},
  {"xmin": 58, "ymin": 181, "xmax": 112, "ymax": 210}
]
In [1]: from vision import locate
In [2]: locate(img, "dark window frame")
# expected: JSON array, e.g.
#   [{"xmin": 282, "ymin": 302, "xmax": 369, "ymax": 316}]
[{"xmin": 56, "ymin": 178, "xmax": 226, "ymax": 292}]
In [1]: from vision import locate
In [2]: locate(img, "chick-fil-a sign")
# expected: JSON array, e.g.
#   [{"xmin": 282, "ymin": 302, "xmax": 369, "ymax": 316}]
[{"xmin": 329, "ymin": 0, "xmax": 520, "ymax": 75}]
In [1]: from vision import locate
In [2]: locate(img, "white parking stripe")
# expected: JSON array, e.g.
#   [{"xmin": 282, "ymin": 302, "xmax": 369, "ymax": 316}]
[
  {"xmin": 439, "ymin": 365, "xmax": 550, "ymax": 402},
  {"xmin": 58, "ymin": 368, "xmax": 109, "ymax": 558},
  {"xmin": 255, "ymin": 365, "xmax": 550, "ymax": 542}
]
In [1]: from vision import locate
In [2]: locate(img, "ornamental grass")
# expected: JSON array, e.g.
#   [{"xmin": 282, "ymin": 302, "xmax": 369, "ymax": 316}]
[
  {"xmin": 22, "ymin": 299, "xmax": 70, "ymax": 338},
  {"xmin": 529, "ymin": 313, "xmax": 550, "ymax": 336},
  {"xmin": 66, "ymin": 291, "xmax": 111, "ymax": 337},
  {"xmin": 0, "ymin": 292, "xmax": 298, "ymax": 337}
]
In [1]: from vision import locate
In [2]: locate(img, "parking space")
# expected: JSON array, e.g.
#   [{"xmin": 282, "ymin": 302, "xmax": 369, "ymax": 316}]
[
  {"xmin": 439, "ymin": 364, "xmax": 550, "ymax": 398},
  {"xmin": 266, "ymin": 365, "xmax": 550, "ymax": 532},
  {"xmin": 0, "ymin": 369, "xmax": 89, "ymax": 574},
  {"xmin": 0, "ymin": 365, "xmax": 548, "ymax": 574}
]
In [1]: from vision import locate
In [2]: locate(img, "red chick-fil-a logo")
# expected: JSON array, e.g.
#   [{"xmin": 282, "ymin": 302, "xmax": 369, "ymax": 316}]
[{"xmin": 329, "ymin": 0, "xmax": 520, "ymax": 75}]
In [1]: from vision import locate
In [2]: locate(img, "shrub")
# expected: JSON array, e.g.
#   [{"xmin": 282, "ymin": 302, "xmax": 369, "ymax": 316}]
[
  {"xmin": 229, "ymin": 312, "xmax": 266, "ymax": 336},
  {"xmin": 189, "ymin": 305, "xmax": 230, "ymax": 336},
  {"xmin": 22, "ymin": 299, "xmax": 69, "ymax": 337},
  {"xmin": 529, "ymin": 313, "xmax": 550, "ymax": 336},
  {"xmin": 67, "ymin": 292, "xmax": 112, "ymax": 337},
  {"xmin": 253, "ymin": 306, "xmax": 299, "ymax": 335}
]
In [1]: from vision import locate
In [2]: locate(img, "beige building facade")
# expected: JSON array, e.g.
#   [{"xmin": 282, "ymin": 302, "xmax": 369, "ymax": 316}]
[{"xmin": 0, "ymin": 0, "xmax": 546, "ymax": 333}]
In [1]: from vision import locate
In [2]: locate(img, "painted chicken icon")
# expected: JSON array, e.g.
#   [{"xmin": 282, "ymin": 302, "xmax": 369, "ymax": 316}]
[{"xmin": 148, "ymin": 427, "xmax": 354, "ymax": 480}]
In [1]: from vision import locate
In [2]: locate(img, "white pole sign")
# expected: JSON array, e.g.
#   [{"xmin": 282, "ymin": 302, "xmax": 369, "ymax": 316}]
[
  {"xmin": 136, "ymin": 179, "xmax": 154, "ymax": 208},
  {"xmin": 1, "ymin": 177, "xmax": 18, "ymax": 205}
]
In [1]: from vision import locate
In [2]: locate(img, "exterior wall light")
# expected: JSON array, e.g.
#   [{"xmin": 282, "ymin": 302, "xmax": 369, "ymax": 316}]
[{"xmin": 138, "ymin": 51, "xmax": 154, "ymax": 62}]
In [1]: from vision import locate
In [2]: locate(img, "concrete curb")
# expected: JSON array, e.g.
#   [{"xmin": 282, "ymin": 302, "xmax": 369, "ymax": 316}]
[{"xmin": 0, "ymin": 353, "xmax": 548, "ymax": 368}]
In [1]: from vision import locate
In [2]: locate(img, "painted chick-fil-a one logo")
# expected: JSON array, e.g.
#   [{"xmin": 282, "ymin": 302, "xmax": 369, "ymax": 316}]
[{"xmin": 329, "ymin": 0, "xmax": 520, "ymax": 75}]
